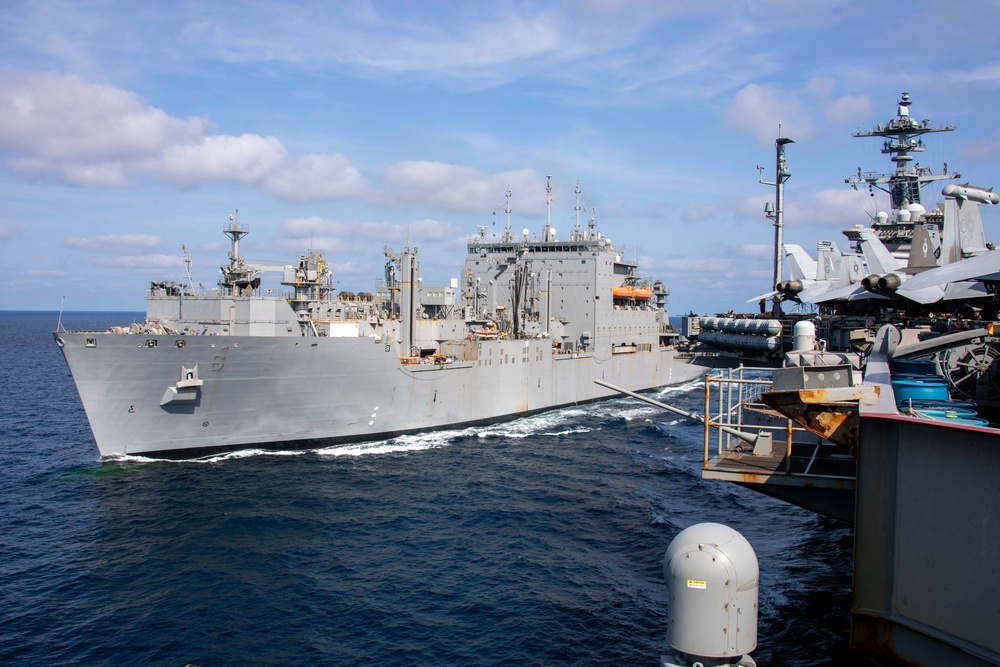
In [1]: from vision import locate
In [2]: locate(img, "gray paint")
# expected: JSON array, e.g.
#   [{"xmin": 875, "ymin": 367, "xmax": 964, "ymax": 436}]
[{"xmin": 56, "ymin": 218, "xmax": 718, "ymax": 457}]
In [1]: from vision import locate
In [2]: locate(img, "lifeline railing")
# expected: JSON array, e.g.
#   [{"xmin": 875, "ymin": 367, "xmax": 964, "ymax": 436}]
[
  {"xmin": 595, "ymin": 366, "xmax": 812, "ymax": 477},
  {"xmin": 703, "ymin": 365, "xmax": 805, "ymax": 475}
]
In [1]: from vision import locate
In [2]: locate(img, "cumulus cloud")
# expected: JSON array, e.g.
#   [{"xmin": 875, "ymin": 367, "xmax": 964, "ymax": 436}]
[
  {"xmin": 0, "ymin": 72, "xmax": 205, "ymax": 161},
  {"xmin": 726, "ymin": 83, "xmax": 813, "ymax": 145},
  {"xmin": 0, "ymin": 73, "xmax": 574, "ymax": 214},
  {"xmin": 726, "ymin": 79, "xmax": 870, "ymax": 146},
  {"xmin": 0, "ymin": 72, "xmax": 367, "ymax": 201},
  {"xmin": 65, "ymin": 233, "xmax": 162, "ymax": 252},
  {"xmin": 280, "ymin": 215, "xmax": 462, "ymax": 245},
  {"xmin": 157, "ymin": 134, "xmax": 288, "ymax": 186},
  {"xmin": 0, "ymin": 72, "xmax": 205, "ymax": 185},
  {"xmin": 263, "ymin": 154, "xmax": 366, "ymax": 202},
  {"xmin": 382, "ymin": 162, "xmax": 543, "ymax": 214}
]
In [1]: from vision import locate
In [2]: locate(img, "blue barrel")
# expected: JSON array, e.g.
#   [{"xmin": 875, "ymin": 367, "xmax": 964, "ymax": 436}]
[
  {"xmin": 890, "ymin": 358, "xmax": 939, "ymax": 376},
  {"xmin": 917, "ymin": 409, "xmax": 979, "ymax": 420},
  {"xmin": 899, "ymin": 399, "xmax": 978, "ymax": 414},
  {"xmin": 892, "ymin": 376, "xmax": 950, "ymax": 403},
  {"xmin": 891, "ymin": 372, "xmax": 946, "ymax": 381},
  {"xmin": 912, "ymin": 411, "xmax": 991, "ymax": 428}
]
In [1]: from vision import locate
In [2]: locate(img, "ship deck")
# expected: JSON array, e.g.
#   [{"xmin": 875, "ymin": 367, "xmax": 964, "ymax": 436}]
[{"xmin": 698, "ymin": 372, "xmax": 859, "ymax": 523}]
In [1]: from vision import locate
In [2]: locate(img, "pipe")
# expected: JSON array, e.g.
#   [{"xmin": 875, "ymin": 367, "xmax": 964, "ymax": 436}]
[{"xmin": 594, "ymin": 379, "xmax": 762, "ymax": 446}]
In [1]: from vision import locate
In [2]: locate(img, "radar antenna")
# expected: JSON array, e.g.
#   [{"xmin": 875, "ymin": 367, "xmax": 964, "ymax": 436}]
[{"xmin": 846, "ymin": 91, "xmax": 959, "ymax": 210}]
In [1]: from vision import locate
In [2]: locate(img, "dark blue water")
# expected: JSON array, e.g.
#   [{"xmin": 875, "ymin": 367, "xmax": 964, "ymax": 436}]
[{"xmin": 1, "ymin": 311, "xmax": 865, "ymax": 666}]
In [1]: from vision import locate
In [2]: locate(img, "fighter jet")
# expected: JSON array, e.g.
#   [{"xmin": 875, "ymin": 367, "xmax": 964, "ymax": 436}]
[{"xmin": 746, "ymin": 240, "xmax": 864, "ymax": 305}]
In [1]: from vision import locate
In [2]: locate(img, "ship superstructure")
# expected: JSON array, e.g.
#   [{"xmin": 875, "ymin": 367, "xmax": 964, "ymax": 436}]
[
  {"xmin": 845, "ymin": 91, "xmax": 960, "ymax": 256},
  {"xmin": 56, "ymin": 181, "xmax": 717, "ymax": 458}
]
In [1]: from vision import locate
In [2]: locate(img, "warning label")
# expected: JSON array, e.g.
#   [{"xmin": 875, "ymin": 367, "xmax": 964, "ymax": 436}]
[{"xmin": 687, "ymin": 580, "xmax": 707, "ymax": 589}]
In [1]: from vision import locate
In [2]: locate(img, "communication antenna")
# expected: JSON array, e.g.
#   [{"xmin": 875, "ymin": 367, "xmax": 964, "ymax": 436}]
[
  {"xmin": 573, "ymin": 182, "xmax": 582, "ymax": 239},
  {"xmin": 504, "ymin": 186, "xmax": 513, "ymax": 242},
  {"xmin": 758, "ymin": 125, "xmax": 794, "ymax": 294},
  {"xmin": 544, "ymin": 175, "xmax": 553, "ymax": 241}
]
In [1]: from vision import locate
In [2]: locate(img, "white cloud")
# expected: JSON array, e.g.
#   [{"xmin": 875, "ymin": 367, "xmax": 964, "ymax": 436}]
[
  {"xmin": 0, "ymin": 72, "xmax": 205, "ymax": 185},
  {"xmin": 806, "ymin": 76, "xmax": 871, "ymax": 125},
  {"xmin": 0, "ymin": 72, "xmax": 205, "ymax": 160},
  {"xmin": 726, "ymin": 80, "xmax": 871, "ymax": 146},
  {"xmin": 263, "ymin": 154, "xmax": 367, "ymax": 202},
  {"xmin": 726, "ymin": 83, "xmax": 814, "ymax": 146},
  {"xmin": 157, "ymin": 134, "xmax": 288, "ymax": 186},
  {"xmin": 0, "ymin": 72, "xmax": 366, "ymax": 203},
  {"xmin": 65, "ymin": 234, "xmax": 162, "ymax": 252},
  {"xmin": 280, "ymin": 215, "xmax": 462, "ymax": 244},
  {"xmin": 382, "ymin": 162, "xmax": 542, "ymax": 214}
]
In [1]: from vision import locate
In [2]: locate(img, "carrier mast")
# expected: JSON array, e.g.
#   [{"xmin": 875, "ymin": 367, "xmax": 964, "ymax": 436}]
[{"xmin": 760, "ymin": 134, "xmax": 794, "ymax": 302}]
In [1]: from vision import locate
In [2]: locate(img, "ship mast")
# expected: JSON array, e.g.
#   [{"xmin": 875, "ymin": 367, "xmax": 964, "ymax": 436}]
[
  {"xmin": 847, "ymin": 91, "xmax": 958, "ymax": 211},
  {"xmin": 573, "ymin": 181, "xmax": 581, "ymax": 240},
  {"xmin": 182, "ymin": 244, "xmax": 195, "ymax": 295},
  {"xmin": 219, "ymin": 210, "xmax": 253, "ymax": 295},
  {"xmin": 503, "ymin": 186, "xmax": 513, "ymax": 243},
  {"xmin": 759, "ymin": 133, "xmax": 794, "ymax": 296},
  {"xmin": 543, "ymin": 175, "xmax": 553, "ymax": 242}
]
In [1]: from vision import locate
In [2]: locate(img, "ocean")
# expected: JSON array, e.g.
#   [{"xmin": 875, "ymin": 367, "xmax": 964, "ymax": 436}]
[{"xmin": 1, "ymin": 311, "xmax": 867, "ymax": 666}]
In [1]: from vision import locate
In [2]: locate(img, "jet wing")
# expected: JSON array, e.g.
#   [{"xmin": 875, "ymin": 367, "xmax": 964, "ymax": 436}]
[
  {"xmin": 745, "ymin": 289, "xmax": 779, "ymax": 303},
  {"xmin": 943, "ymin": 281, "xmax": 989, "ymax": 301},
  {"xmin": 895, "ymin": 283, "xmax": 946, "ymax": 305},
  {"xmin": 811, "ymin": 283, "xmax": 868, "ymax": 304},
  {"xmin": 847, "ymin": 289, "xmax": 890, "ymax": 302},
  {"xmin": 899, "ymin": 250, "xmax": 1000, "ymax": 291},
  {"xmin": 796, "ymin": 281, "xmax": 832, "ymax": 303}
]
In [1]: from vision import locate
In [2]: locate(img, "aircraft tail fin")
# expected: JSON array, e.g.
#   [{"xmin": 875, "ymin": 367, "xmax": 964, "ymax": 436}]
[
  {"xmin": 784, "ymin": 244, "xmax": 816, "ymax": 282},
  {"xmin": 856, "ymin": 227, "xmax": 902, "ymax": 274},
  {"xmin": 907, "ymin": 222, "xmax": 941, "ymax": 270}
]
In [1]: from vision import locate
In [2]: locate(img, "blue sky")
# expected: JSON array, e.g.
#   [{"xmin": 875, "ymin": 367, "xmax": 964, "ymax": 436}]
[{"xmin": 2, "ymin": 0, "xmax": 999, "ymax": 315}]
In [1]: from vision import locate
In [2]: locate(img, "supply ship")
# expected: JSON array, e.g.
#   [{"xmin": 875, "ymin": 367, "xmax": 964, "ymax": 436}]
[{"xmin": 55, "ymin": 180, "xmax": 718, "ymax": 458}]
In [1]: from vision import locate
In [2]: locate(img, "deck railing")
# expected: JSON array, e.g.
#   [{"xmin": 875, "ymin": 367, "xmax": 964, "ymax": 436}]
[{"xmin": 703, "ymin": 365, "xmax": 803, "ymax": 474}]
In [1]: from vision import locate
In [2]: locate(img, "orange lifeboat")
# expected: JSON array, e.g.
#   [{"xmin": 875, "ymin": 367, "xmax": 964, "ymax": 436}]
[
  {"xmin": 633, "ymin": 287, "xmax": 653, "ymax": 300},
  {"xmin": 612, "ymin": 285, "xmax": 634, "ymax": 299}
]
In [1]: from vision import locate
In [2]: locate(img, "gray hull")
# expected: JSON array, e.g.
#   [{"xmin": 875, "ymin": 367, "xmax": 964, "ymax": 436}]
[
  {"xmin": 57, "ymin": 331, "xmax": 714, "ymax": 457},
  {"xmin": 57, "ymin": 196, "xmax": 720, "ymax": 458}
]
